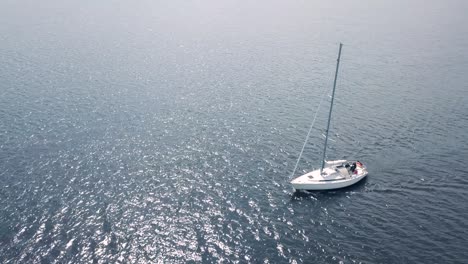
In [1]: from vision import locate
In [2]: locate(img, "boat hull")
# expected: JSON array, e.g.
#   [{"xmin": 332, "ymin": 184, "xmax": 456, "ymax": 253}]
[
  {"xmin": 291, "ymin": 173, "xmax": 367, "ymax": 190},
  {"xmin": 291, "ymin": 160, "xmax": 368, "ymax": 191}
]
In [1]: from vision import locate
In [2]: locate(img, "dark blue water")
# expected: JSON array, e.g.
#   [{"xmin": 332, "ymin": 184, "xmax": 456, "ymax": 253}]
[{"xmin": 1, "ymin": 0, "xmax": 468, "ymax": 263}]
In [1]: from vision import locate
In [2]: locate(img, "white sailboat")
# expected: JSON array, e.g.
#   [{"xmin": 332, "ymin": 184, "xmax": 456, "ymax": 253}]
[{"xmin": 291, "ymin": 43, "xmax": 368, "ymax": 191}]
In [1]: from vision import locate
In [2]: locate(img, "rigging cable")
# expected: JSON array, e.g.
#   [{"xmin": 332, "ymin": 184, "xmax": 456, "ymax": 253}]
[{"xmin": 290, "ymin": 84, "xmax": 330, "ymax": 179}]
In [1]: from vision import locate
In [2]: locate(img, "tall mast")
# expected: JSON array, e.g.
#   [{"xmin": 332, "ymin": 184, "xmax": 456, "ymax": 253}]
[{"xmin": 320, "ymin": 43, "xmax": 343, "ymax": 174}]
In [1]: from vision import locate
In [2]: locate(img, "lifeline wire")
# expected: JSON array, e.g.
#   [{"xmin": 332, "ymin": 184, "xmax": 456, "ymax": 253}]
[{"xmin": 290, "ymin": 84, "xmax": 330, "ymax": 179}]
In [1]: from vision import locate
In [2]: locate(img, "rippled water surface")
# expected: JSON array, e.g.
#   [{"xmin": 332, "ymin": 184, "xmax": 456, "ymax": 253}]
[{"xmin": 1, "ymin": 0, "xmax": 468, "ymax": 263}]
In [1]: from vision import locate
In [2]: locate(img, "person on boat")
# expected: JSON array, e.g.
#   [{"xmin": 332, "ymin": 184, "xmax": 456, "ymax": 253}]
[
  {"xmin": 357, "ymin": 161, "xmax": 363, "ymax": 167},
  {"xmin": 345, "ymin": 163, "xmax": 351, "ymax": 173},
  {"xmin": 350, "ymin": 162, "xmax": 357, "ymax": 173}
]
